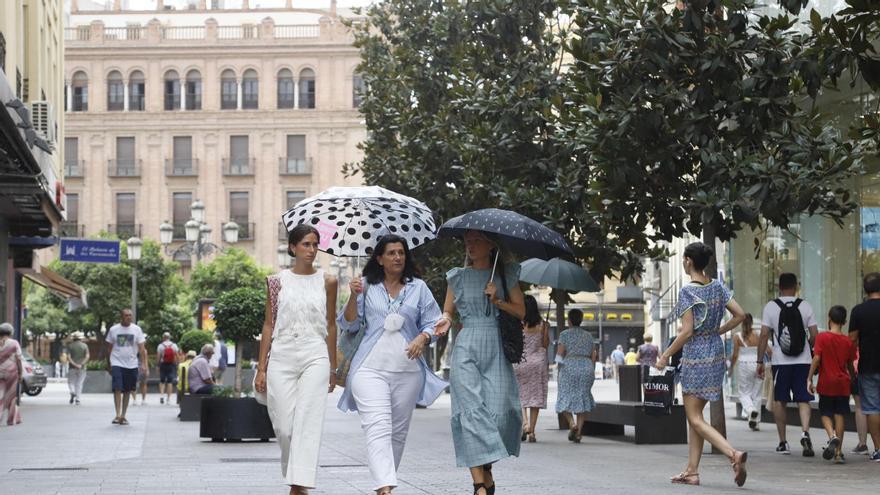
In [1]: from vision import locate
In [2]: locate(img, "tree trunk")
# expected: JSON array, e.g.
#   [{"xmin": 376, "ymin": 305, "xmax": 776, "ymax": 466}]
[
  {"xmin": 703, "ymin": 224, "xmax": 727, "ymax": 452},
  {"xmin": 234, "ymin": 340, "xmax": 243, "ymax": 399},
  {"xmin": 553, "ymin": 289, "xmax": 566, "ymax": 339}
]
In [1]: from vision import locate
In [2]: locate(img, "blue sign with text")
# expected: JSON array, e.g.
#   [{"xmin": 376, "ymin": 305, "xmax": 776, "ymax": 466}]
[{"xmin": 59, "ymin": 238, "xmax": 121, "ymax": 264}]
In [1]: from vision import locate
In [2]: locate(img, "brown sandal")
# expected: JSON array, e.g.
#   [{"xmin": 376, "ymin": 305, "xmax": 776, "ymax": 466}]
[
  {"xmin": 670, "ymin": 472, "xmax": 700, "ymax": 485},
  {"xmin": 731, "ymin": 450, "xmax": 748, "ymax": 487}
]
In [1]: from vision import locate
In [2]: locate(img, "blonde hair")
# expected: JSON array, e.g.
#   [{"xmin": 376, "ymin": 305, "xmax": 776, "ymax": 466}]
[{"xmin": 643, "ymin": 333, "xmax": 653, "ymax": 343}]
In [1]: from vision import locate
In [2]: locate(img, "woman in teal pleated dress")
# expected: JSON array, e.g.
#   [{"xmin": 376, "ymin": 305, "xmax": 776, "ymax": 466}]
[{"xmin": 433, "ymin": 230, "xmax": 525, "ymax": 495}]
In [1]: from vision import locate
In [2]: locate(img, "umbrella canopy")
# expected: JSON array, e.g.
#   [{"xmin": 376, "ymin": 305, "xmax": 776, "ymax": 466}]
[
  {"xmin": 520, "ymin": 257, "xmax": 599, "ymax": 292},
  {"xmin": 437, "ymin": 208, "xmax": 573, "ymax": 260},
  {"xmin": 281, "ymin": 186, "xmax": 436, "ymax": 257}
]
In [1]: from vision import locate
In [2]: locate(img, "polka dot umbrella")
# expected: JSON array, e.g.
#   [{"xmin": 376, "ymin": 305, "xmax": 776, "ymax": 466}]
[
  {"xmin": 438, "ymin": 208, "xmax": 573, "ymax": 279},
  {"xmin": 281, "ymin": 186, "xmax": 437, "ymax": 257}
]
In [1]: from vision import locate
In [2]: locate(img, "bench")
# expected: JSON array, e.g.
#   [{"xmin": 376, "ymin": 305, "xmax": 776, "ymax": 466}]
[
  {"xmin": 178, "ymin": 393, "xmax": 209, "ymax": 421},
  {"xmin": 731, "ymin": 396, "xmax": 859, "ymax": 432},
  {"xmin": 582, "ymin": 401, "xmax": 688, "ymax": 444}
]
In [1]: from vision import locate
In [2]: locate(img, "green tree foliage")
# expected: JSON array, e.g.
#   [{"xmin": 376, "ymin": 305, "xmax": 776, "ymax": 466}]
[
  {"xmin": 179, "ymin": 329, "xmax": 214, "ymax": 354},
  {"xmin": 213, "ymin": 287, "xmax": 266, "ymax": 397},
  {"xmin": 557, "ymin": 0, "xmax": 862, "ymax": 254},
  {"xmin": 189, "ymin": 248, "xmax": 271, "ymax": 301}
]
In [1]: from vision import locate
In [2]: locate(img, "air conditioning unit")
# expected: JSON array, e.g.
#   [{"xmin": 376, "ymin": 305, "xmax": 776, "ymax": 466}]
[{"xmin": 30, "ymin": 101, "xmax": 56, "ymax": 144}]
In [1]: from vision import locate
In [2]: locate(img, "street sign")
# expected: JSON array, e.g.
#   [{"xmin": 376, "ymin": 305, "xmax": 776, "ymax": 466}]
[{"xmin": 59, "ymin": 238, "xmax": 121, "ymax": 264}]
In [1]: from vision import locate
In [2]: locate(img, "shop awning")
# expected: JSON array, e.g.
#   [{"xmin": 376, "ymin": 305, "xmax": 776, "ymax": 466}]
[{"xmin": 19, "ymin": 265, "xmax": 88, "ymax": 310}]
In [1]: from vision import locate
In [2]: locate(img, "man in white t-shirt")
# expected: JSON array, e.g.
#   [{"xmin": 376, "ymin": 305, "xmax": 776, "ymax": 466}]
[
  {"xmin": 105, "ymin": 309, "xmax": 147, "ymax": 426},
  {"xmin": 757, "ymin": 273, "xmax": 819, "ymax": 457}
]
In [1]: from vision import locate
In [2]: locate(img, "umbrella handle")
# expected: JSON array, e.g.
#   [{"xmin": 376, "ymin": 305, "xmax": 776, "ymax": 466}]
[{"xmin": 489, "ymin": 250, "xmax": 499, "ymax": 281}]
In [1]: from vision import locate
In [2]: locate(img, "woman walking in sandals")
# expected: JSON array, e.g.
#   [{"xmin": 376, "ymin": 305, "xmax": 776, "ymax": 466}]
[
  {"xmin": 254, "ymin": 224, "xmax": 338, "ymax": 495},
  {"xmin": 434, "ymin": 230, "xmax": 525, "ymax": 495},
  {"xmin": 654, "ymin": 242, "xmax": 748, "ymax": 487}
]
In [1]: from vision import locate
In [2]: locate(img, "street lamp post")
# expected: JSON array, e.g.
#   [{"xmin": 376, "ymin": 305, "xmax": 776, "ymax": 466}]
[
  {"xmin": 126, "ymin": 237, "xmax": 143, "ymax": 322},
  {"xmin": 596, "ymin": 290, "xmax": 605, "ymax": 361},
  {"xmin": 159, "ymin": 199, "xmax": 239, "ymax": 263}
]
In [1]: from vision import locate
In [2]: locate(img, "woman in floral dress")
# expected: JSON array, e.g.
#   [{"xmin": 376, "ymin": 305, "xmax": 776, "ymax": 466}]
[
  {"xmin": 514, "ymin": 295, "xmax": 549, "ymax": 443},
  {"xmin": 655, "ymin": 242, "xmax": 748, "ymax": 487},
  {"xmin": 555, "ymin": 309, "xmax": 597, "ymax": 443}
]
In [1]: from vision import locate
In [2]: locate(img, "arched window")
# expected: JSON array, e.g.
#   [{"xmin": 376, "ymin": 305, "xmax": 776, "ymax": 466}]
[
  {"xmin": 164, "ymin": 70, "xmax": 181, "ymax": 111},
  {"xmin": 71, "ymin": 71, "xmax": 88, "ymax": 111},
  {"xmin": 106, "ymin": 70, "xmax": 124, "ymax": 111},
  {"xmin": 221, "ymin": 69, "xmax": 237, "ymax": 110},
  {"xmin": 185, "ymin": 70, "xmax": 202, "ymax": 110},
  {"xmin": 128, "ymin": 70, "xmax": 145, "ymax": 111},
  {"xmin": 298, "ymin": 68, "xmax": 315, "ymax": 109},
  {"xmin": 352, "ymin": 73, "xmax": 365, "ymax": 108},
  {"xmin": 242, "ymin": 69, "xmax": 259, "ymax": 109},
  {"xmin": 277, "ymin": 68, "xmax": 294, "ymax": 109}
]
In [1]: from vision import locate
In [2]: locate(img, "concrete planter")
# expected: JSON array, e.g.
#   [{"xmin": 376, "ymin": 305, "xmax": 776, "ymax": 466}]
[
  {"xmin": 199, "ymin": 397, "xmax": 275, "ymax": 442},
  {"xmin": 82, "ymin": 370, "xmax": 112, "ymax": 393}
]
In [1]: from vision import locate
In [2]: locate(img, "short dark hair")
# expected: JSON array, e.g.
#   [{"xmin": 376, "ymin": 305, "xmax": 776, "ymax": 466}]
[
  {"xmin": 864, "ymin": 272, "xmax": 880, "ymax": 294},
  {"xmin": 779, "ymin": 273, "xmax": 798, "ymax": 291},
  {"xmin": 362, "ymin": 234, "xmax": 422, "ymax": 285},
  {"xmin": 828, "ymin": 305, "xmax": 847, "ymax": 326},
  {"xmin": 568, "ymin": 308, "xmax": 584, "ymax": 327},
  {"xmin": 523, "ymin": 295, "xmax": 541, "ymax": 327},
  {"xmin": 683, "ymin": 242, "xmax": 714, "ymax": 271},
  {"xmin": 287, "ymin": 224, "xmax": 320, "ymax": 257}
]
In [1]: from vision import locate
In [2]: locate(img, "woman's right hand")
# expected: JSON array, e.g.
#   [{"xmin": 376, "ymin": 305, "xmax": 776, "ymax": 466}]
[
  {"xmin": 434, "ymin": 317, "xmax": 451, "ymax": 337},
  {"xmin": 349, "ymin": 277, "xmax": 363, "ymax": 295},
  {"xmin": 254, "ymin": 369, "xmax": 267, "ymax": 394},
  {"xmin": 654, "ymin": 354, "xmax": 669, "ymax": 371}
]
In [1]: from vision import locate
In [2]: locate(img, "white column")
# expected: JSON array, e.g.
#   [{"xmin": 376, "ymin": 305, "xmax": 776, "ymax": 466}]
[
  {"xmin": 181, "ymin": 83, "xmax": 186, "ymax": 110},
  {"xmin": 123, "ymin": 81, "xmax": 129, "ymax": 111},
  {"xmin": 237, "ymin": 79, "xmax": 243, "ymax": 110},
  {"xmin": 293, "ymin": 79, "xmax": 299, "ymax": 109},
  {"xmin": 66, "ymin": 83, "xmax": 73, "ymax": 111}
]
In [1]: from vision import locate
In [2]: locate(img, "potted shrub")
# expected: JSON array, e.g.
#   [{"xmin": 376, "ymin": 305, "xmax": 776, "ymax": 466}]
[{"xmin": 198, "ymin": 287, "xmax": 273, "ymax": 441}]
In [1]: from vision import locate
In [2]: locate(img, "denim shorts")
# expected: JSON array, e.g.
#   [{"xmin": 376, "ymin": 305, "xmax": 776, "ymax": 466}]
[
  {"xmin": 859, "ymin": 373, "xmax": 880, "ymax": 415},
  {"xmin": 111, "ymin": 366, "xmax": 138, "ymax": 392}
]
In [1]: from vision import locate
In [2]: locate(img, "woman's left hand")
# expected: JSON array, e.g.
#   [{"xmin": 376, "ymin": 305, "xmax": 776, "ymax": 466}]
[
  {"xmin": 484, "ymin": 281, "xmax": 498, "ymax": 301},
  {"xmin": 406, "ymin": 334, "xmax": 429, "ymax": 360},
  {"xmin": 655, "ymin": 354, "xmax": 669, "ymax": 371},
  {"xmin": 327, "ymin": 371, "xmax": 337, "ymax": 393}
]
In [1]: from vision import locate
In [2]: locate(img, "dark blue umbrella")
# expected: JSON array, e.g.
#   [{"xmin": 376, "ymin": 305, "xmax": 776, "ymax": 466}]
[{"xmin": 437, "ymin": 208, "xmax": 573, "ymax": 260}]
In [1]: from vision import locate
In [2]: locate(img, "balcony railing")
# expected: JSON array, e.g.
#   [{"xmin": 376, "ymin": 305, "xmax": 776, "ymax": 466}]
[
  {"xmin": 278, "ymin": 157, "xmax": 311, "ymax": 176},
  {"xmin": 107, "ymin": 223, "xmax": 142, "ymax": 239},
  {"xmin": 64, "ymin": 160, "xmax": 84, "ymax": 178},
  {"xmin": 59, "ymin": 222, "xmax": 85, "ymax": 238},
  {"xmin": 233, "ymin": 222, "xmax": 255, "ymax": 240},
  {"xmin": 160, "ymin": 26, "xmax": 205, "ymax": 40},
  {"xmin": 104, "ymin": 26, "xmax": 145, "ymax": 41},
  {"xmin": 64, "ymin": 23, "xmax": 321, "ymax": 45},
  {"xmin": 165, "ymin": 158, "xmax": 199, "ymax": 177},
  {"xmin": 278, "ymin": 221, "xmax": 289, "ymax": 241},
  {"xmin": 107, "ymin": 159, "xmax": 141, "ymax": 177},
  {"xmin": 223, "ymin": 157, "xmax": 255, "ymax": 176}
]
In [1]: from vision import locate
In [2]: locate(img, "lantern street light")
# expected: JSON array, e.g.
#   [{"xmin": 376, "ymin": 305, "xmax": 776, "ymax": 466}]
[
  {"xmin": 159, "ymin": 199, "xmax": 239, "ymax": 264},
  {"xmin": 126, "ymin": 237, "xmax": 143, "ymax": 322}
]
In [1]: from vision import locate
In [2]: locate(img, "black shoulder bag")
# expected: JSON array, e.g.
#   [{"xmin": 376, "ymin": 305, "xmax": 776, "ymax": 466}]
[{"xmin": 492, "ymin": 266, "xmax": 524, "ymax": 364}]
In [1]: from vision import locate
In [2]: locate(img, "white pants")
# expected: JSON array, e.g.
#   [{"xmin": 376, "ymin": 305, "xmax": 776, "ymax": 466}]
[
  {"xmin": 267, "ymin": 336, "xmax": 329, "ymax": 488},
  {"xmin": 67, "ymin": 368, "xmax": 86, "ymax": 398},
  {"xmin": 737, "ymin": 360, "xmax": 763, "ymax": 417},
  {"xmin": 351, "ymin": 367, "xmax": 424, "ymax": 491}
]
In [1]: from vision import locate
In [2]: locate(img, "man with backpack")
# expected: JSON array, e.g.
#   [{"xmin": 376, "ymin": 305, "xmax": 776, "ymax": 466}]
[
  {"xmin": 757, "ymin": 273, "xmax": 819, "ymax": 456},
  {"xmin": 156, "ymin": 332, "xmax": 179, "ymax": 405}
]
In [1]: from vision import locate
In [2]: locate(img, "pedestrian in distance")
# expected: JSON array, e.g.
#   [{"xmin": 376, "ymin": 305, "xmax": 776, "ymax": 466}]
[
  {"xmin": 655, "ymin": 242, "xmax": 748, "ymax": 487},
  {"xmin": 611, "ymin": 344, "xmax": 625, "ymax": 382},
  {"xmin": 851, "ymin": 346, "xmax": 871, "ymax": 455},
  {"xmin": 0, "ymin": 322, "xmax": 23, "ymax": 426},
  {"xmin": 177, "ymin": 350, "xmax": 196, "ymax": 404},
  {"xmin": 756, "ymin": 272, "xmax": 819, "ymax": 457},
  {"xmin": 848, "ymin": 272, "xmax": 880, "ymax": 462},
  {"xmin": 58, "ymin": 349, "xmax": 69, "ymax": 378},
  {"xmin": 555, "ymin": 309, "xmax": 597, "ymax": 444},
  {"xmin": 514, "ymin": 295, "xmax": 549, "ymax": 443},
  {"xmin": 254, "ymin": 224, "xmax": 338, "ymax": 495},
  {"xmin": 625, "ymin": 347, "xmax": 638, "ymax": 365},
  {"xmin": 338, "ymin": 234, "xmax": 445, "ymax": 495},
  {"xmin": 806, "ymin": 306, "xmax": 856, "ymax": 464},
  {"xmin": 67, "ymin": 331, "xmax": 89, "ymax": 406},
  {"xmin": 156, "ymin": 332, "xmax": 179, "ymax": 405},
  {"xmin": 638, "ymin": 333, "xmax": 660, "ymax": 381},
  {"xmin": 729, "ymin": 313, "xmax": 767, "ymax": 430},
  {"xmin": 210, "ymin": 331, "xmax": 228, "ymax": 382},
  {"xmin": 105, "ymin": 309, "xmax": 147, "ymax": 426},
  {"xmin": 133, "ymin": 352, "xmax": 148, "ymax": 406},
  {"xmin": 188, "ymin": 345, "xmax": 216, "ymax": 394},
  {"xmin": 434, "ymin": 230, "xmax": 526, "ymax": 495}
]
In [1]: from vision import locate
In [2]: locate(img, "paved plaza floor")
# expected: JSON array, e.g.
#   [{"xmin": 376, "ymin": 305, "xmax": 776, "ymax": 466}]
[{"xmin": 1, "ymin": 378, "xmax": 876, "ymax": 494}]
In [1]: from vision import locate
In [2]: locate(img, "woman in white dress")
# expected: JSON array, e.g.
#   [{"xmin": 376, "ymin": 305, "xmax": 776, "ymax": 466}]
[
  {"xmin": 254, "ymin": 224, "xmax": 338, "ymax": 495},
  {"xmin": 729, "ymin": 313, "xmax": 767, "ymax": 431},
  {"xmin": 338, "ymin": 234, "xmax": 445, "ymax": 495}
]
